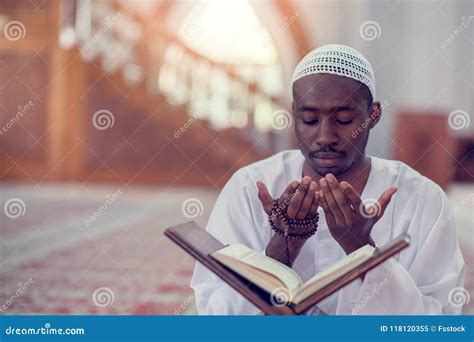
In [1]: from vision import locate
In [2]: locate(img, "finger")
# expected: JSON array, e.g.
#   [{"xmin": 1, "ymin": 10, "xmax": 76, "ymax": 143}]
[
  {"xmin": 319, "ymin": 190, "xmax": 336, "ymax": 226},
  {"xmin": 257, "ymin": 181, "xmax": 273, "ymax": 215},
  {"xmin": 326, "ymin": 174, "xmax": 356, "ymax": 227},
  {"xmin": 319, "ymin": 177, "xmax": 344, "ymax": 226},
  {"xmin": 307, "ymin": 186, "xmax": 320, "ymax": 219},
  {"xmin": 375, "ymin": 187, "xmax": 397, "ymax": 219},
  {"xmin": 340, "ymin": 181, "xmax": 363, "ymax": 212},
  {"xmin": 287, "ymin": 177, "xmax": 311, "ymax": 219},
  {"xmin": 277, "ymin": 181, "xmax": 299, "ymax": 209},
  {"xmin": 296, "ymin": 181, "xmax": 316, "ymax": 219}
]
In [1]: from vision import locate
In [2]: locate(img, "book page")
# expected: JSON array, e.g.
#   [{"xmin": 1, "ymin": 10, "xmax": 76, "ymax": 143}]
[
  {"xmin": 293, "ymin": 245, "xmax": 375, "ymax": 304},
  {"xmin": 212, "ymin": 244, "xmax": 303, "ymax": 295},
  {"xmin": 212, "ymin": 254, "xmax": 288, "ymax": 295}
]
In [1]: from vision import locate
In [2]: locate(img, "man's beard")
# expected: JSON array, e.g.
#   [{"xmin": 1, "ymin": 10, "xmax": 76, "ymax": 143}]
[
  {"xmin": 312, "ymin": 159, "xmax": 354, "ymax": 177},
  {"xmin": 309, "ymin": 150, "xmax": 362, "ymax": 177},
  {"xmin": 306, "ymin": 146, "xmax": 352, "ymax": 177}
]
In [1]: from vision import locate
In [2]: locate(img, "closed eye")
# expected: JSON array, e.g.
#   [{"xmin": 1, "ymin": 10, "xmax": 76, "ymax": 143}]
[
  {"xmin": 336, "ymin": 119, "xmax": 353, "ymax": 125},
  {"xmin": 303, "ymin": 119, "xmax": 319, "ymax": 125}
]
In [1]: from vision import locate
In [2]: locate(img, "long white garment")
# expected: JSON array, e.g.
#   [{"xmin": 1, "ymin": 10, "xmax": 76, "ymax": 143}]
[{"xmin": 190, "ymin": 150, "xmax": 465, "ymax": 315}]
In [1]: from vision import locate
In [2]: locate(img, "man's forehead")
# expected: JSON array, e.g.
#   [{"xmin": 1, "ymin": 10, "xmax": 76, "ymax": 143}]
[
  {"xmin": 294, "ymin": 97, "xmax": 361, "ymax": 111},
  {"xmin": 293, "ymin": 74, "xmax": 366, "ymax": 107}
]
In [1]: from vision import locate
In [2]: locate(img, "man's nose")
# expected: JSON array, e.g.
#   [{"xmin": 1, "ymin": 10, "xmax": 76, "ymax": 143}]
[{"xmin": 314, "ymin": 119, "xmax": 339, "ymax": 147}]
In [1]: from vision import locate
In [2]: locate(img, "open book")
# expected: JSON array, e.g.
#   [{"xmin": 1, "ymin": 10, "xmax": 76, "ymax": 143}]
[
  {"xmin": 164, "ymin": 221, "xmax": 410, "ymax": 315},
  {"xmin": 211, "ymin": 243, "xmax": 375, "ymax": 305}
]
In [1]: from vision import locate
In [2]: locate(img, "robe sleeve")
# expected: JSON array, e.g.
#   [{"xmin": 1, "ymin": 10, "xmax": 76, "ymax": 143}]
[
  {"xmin": 190, "ymin": 168, "xmax": 267, "ymax": 315},
  {"xmin": 337, "ymin": 181, "xmax": 465, "ymax": 315}
]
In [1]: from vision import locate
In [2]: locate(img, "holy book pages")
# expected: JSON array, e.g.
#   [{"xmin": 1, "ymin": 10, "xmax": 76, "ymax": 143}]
[{"xmin": 211, "ymin": 243, "xmax": 375, "ymax": 305}]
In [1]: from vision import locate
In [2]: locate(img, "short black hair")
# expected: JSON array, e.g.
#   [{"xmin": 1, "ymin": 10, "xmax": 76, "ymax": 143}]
[{"xmin": 358, "ymin": 83, "xmax": 373, "ymax": 109}]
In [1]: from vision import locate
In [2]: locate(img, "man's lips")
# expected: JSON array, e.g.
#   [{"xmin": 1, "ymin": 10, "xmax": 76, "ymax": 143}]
[
  {"xmin": 311, "ymin": 152, "xmax": 344, "ymax": 167},
  {"xmin": 311, "ymin": 152, "xmax": 344, "ymax": 159}
]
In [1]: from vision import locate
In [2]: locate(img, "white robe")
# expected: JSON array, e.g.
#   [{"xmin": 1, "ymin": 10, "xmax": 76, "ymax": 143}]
[{"xmin": 190, "ymin": 150, "xmax": 465, "ymax": 315}]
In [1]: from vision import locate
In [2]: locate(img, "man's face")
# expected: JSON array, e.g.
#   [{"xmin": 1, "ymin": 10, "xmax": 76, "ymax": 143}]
[{"xmin": 292, "ymin": 73, "xmax": 379, "ymax": 177}]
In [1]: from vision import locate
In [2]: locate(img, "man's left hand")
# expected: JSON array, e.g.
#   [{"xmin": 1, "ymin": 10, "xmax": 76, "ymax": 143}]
[{"xmin": 319, "ymin": 173, "xmax": 397, "ymax": 254}]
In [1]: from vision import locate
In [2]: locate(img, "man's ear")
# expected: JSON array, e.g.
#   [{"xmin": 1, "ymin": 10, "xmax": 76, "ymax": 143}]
[{"xmin": 368, "ymin": 101, "xmax": 382, "ymax": 128}]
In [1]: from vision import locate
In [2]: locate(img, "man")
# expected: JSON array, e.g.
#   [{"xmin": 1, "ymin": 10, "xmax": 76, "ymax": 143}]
[{"xmin": 190, "ymin": 44, "xmax": 465, "ymax": 315}]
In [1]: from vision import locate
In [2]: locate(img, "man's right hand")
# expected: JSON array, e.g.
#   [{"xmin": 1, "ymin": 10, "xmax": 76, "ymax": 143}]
[{"xmin": 257, "ymin": 176, "xmax": 320, "ymax": 266}]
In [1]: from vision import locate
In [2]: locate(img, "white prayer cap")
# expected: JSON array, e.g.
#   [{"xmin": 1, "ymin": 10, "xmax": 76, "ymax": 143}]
[{"xmin": 292, "ymin": 44, "xmax": 376, "ymax": 100}]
